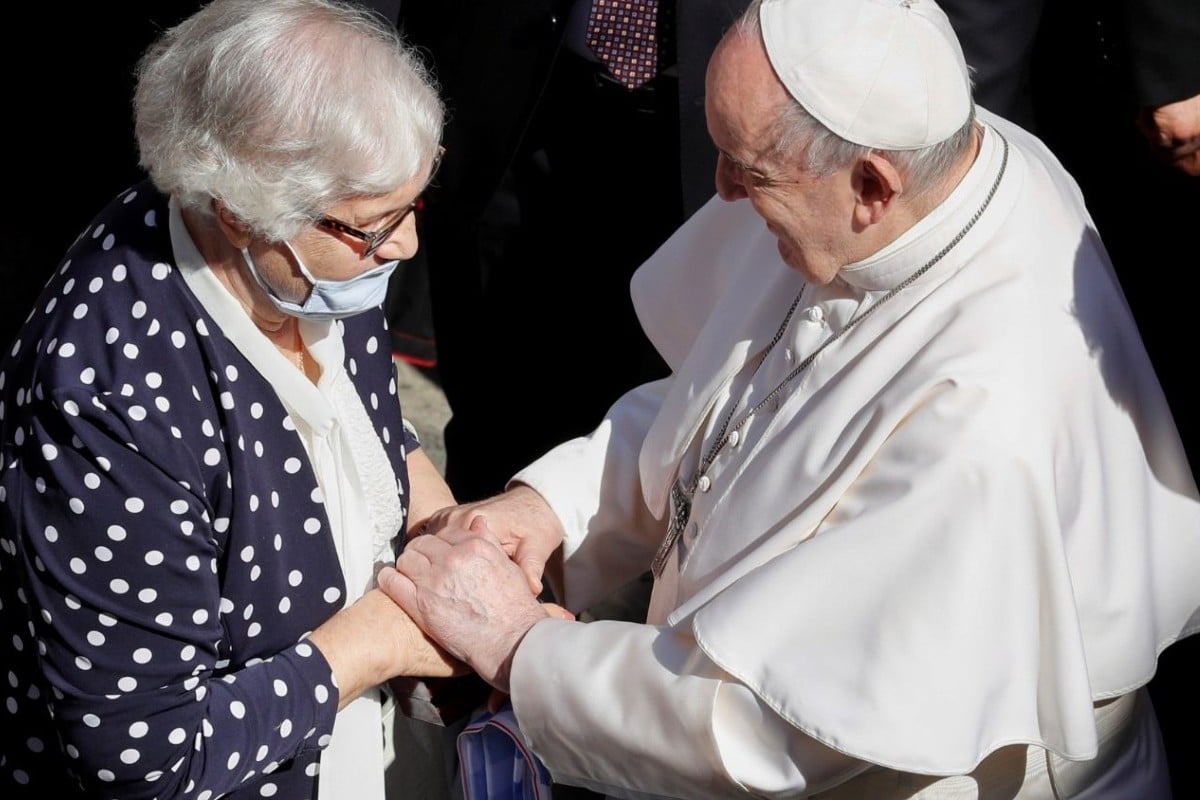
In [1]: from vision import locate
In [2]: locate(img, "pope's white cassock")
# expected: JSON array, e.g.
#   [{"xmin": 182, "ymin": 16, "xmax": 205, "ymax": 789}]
[{"xmin": 506, "ymin": 110, "xmax": 1200, "ymax": 798}]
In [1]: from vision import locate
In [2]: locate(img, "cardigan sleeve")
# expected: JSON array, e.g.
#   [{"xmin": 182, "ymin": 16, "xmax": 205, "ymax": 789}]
[{"xmin": 6, "ymin": 385, "xmax": 339, "ymax": 799}]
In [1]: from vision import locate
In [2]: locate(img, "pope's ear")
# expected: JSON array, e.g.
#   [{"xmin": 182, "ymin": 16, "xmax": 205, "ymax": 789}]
[
  {"xmin": 212, "ymin": 199, "xmax": 254, "ymax": 248},
  {"xmin": 852, "ymin": 153, "xmax": 904, "ymax": 227}
]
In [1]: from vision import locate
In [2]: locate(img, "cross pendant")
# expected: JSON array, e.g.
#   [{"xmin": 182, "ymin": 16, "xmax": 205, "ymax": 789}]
[{"xmin": 652, "ymin": 477, "xmax": 693, "ymax": 578}]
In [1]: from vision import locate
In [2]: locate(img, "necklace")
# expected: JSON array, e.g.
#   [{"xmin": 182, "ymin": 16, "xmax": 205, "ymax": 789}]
[
  {"xmin": 651, "ymin": 134, "xmax": 1009, "ymax": 578},
  {"xmin": 292, "ymin": 323, "xmax": 307, "ymax": 376}
]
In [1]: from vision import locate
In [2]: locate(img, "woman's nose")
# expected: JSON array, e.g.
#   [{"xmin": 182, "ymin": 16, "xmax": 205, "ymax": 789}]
[{"xmin": 375, "ymin": 211, "xmax": 419, "ymax": 261}]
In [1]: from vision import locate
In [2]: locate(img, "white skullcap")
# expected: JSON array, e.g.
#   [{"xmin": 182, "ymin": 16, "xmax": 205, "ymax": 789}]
[{"xmin": 758, "ymin": 0, "xmax": 972, "ymax": 150}]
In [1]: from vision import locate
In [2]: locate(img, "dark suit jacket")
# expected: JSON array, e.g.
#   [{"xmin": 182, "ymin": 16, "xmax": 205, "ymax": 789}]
[
  {"xmin": 394, "ymin": 0, "xmax": 751, "ymax": 501},
  {"xmin": 398, "ymin": 0, "xmax": 748, "ymax": 220},
  {"xmin": 1120, "ymin": 0, "xmax": 1200, "ymax": 105},
  {"xmin": 940, "ymin": 0, "xmax": 1200, "ymax": 124}
]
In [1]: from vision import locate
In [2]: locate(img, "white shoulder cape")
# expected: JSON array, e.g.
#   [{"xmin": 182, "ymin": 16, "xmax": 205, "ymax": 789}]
[{"xmin": 626, "ymin": 112, "xmax": 1200, "ymax": 773}]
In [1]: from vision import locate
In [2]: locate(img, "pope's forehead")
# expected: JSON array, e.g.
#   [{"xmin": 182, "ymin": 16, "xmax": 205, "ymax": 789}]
[{"xmin": 705, "ymin": 31, "xmax": 790, "ymax": 141}]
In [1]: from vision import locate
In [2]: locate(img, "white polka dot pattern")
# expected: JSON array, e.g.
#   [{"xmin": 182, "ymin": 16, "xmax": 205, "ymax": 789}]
[{"xmin": 0, "ymin": 183, "xmax": 417, "ymax": 797}]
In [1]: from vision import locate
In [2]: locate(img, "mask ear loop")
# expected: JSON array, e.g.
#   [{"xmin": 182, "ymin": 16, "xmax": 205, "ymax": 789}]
[
  {"xmin": 240, "ymin": 245, "xmax": 308, "ymax": 316},
  {"xmin": 283, "ymin": 241, "xmax": 321, "ymax": 286}
]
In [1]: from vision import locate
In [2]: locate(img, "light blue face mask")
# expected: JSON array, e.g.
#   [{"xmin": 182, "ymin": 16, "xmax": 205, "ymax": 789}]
[{"xmin": 241, "ymin": 243, "xmax": 399, "ymax": 320}]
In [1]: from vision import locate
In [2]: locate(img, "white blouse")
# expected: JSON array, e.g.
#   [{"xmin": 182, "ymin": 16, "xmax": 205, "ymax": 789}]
[{"xmin": 171, "ymin": 200, "xmax": 403, "ymax": 800}]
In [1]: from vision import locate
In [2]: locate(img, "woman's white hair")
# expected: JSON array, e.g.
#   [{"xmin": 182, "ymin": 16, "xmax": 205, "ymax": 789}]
[
  {"xmin": 735, "ymin": 0, "xmax": 976, "ymax": 197},
  {"xmin": 134, "ymin": 0, "xmax": 444, "ymax": 241}
]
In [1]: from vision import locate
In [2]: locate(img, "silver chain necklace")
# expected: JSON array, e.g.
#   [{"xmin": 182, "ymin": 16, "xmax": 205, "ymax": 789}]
[{"xmin": 651, "ymin": 134, "xmax": 1009, "ymax": 578}]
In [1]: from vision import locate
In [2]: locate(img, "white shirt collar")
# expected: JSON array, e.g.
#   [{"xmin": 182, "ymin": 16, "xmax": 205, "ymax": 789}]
[
  {"xmin": 839, "ymin": 122, "xmax": 1003, "ymax": 292},
  {"xmin": 167, "ymin": 198, "xmax": 346, "ymax": 434},
  {"xmin": 169, "ymin": 198, "xmax": 399, "ymax": 800}
]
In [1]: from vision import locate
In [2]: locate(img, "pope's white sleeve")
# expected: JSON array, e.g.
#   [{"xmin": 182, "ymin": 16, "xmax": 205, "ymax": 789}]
[
  {"xmin": 513, "ymin": 378, "xmax": 671, "ymax": 612},
  {"xmin": 509, "ymin": 618, "xmax": 869, "ymax": 799}
]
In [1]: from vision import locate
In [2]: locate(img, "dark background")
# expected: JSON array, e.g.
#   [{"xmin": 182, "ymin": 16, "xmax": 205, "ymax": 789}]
[{"xmin": 2, "ymin": 6, "xmax": 199, "ymax": 350}]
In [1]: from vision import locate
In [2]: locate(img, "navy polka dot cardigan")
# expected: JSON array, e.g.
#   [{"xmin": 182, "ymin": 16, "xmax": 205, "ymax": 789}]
[{"xmin": 1, "ymin": 182, "xmax": 418, "ymax": 798}]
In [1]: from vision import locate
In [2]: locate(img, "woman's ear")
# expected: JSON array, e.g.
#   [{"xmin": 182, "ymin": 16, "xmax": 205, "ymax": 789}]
[{"xmin": 212, "ymin": 198, "xmax": 254, "ymax": 248}]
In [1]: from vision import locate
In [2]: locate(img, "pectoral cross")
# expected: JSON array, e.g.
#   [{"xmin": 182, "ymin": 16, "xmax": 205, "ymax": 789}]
[{"xmin": 652, "ymin": 477, "xmax": 693, "ymax": 578}]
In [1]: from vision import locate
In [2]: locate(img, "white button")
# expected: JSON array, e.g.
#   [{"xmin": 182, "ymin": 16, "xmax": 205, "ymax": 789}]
[
  {"xmin": 697, "ymin": 475, "xmax": 712, "ymax": 493},
  {"xmin": 728, "ymin": 430, "xmax": 740, "ymax": 447},
  {"xmin": 784, "ymin": 348, "xmax": 794, "ymax": 362},
  {"xmin": 804, "ymin": 306, "xmax": 825, "ymax": 324}
]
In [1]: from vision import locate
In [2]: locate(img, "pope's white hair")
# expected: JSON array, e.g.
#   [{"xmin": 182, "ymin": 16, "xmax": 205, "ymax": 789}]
[{"xmin": 734, "ymin": 0, "xmax": 977, "ymax": 197}]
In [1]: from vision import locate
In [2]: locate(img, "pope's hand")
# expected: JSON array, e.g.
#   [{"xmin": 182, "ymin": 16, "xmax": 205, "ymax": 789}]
[
  {"xmin": 413, "ymin": 484, "xmax": 565, "ymax": 596},
  {"xmin": 482, "ymin": 602, "xmax": 574, "ymax": 713},
  {"xmin": 379, "ymin": 516, "xmax": 561, "ymax": 693}
]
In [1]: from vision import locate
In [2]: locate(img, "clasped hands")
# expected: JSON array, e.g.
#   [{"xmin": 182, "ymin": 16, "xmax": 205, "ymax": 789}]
[
  {"xmin": 377, "ymin": 484, "xmax": 571, "ymax": 694},
  {"xmin": 1137, "ymin": 93, "xmax": 1200, "ymax": 177}
]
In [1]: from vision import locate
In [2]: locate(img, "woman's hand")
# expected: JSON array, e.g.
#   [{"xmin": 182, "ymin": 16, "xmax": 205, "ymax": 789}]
[
  {"xmin": 405, "ymin": 447, "xmax": 457, "ymax": 532},
  {"xmin": 308, "ymin": 588, "xmax": 467, "ymax": 711}
]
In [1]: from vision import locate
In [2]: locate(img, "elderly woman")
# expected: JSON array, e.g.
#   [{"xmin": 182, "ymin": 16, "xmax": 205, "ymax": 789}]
[{"xmin": 0, "ymin": 0, "xmax": 508, "ymax": 797}]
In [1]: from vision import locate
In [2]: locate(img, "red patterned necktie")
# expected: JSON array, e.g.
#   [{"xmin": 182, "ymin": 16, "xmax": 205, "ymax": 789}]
[{"xmin": 585, "ymin": 0, "xmax": 660, "ymax": 89}]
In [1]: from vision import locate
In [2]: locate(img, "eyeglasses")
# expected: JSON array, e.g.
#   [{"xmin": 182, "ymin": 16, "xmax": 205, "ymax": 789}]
[
  {"xmin": 317, "ymin": 201, "xmax": 422, "ymax": 258},
  {"xmin": 315, "ymin": 147, "xmax": 444, "ymax": 258}
]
